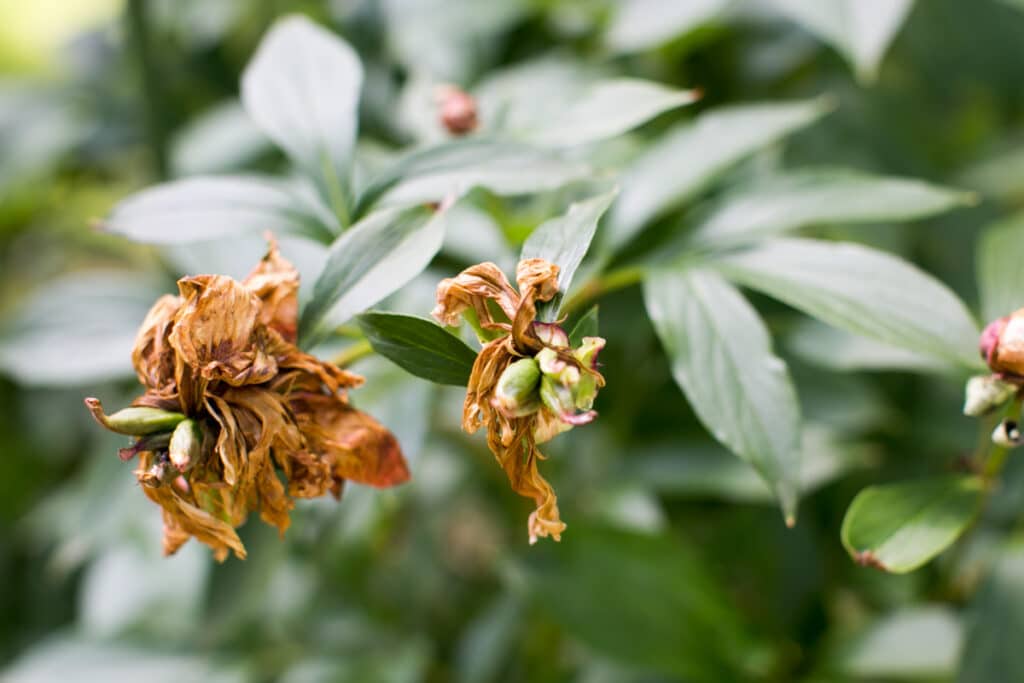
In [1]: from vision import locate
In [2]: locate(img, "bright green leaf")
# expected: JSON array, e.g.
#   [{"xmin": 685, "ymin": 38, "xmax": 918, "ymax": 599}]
[
  {"xmin": 644, "ymin": 268, "xmax": 802, "ymax": 521},
  {"xmin": 715, "ymin": 238, "xmax": 982, "ymax": 369},
  {"xmin": 958, "ymin": 545, "xmax": 1024, "ymax": 682},
  {"xmin": 568, "ymin": 306, "xmax": 599, "ymax": 347},
  {"xmin": 605, "ymin": 0, "xmax": 732, "ymax": 53},
  {"xmin": 841, "ymin": 475, "xmax": 983, "ymax": 573},
  {"xmin": 104, "ymin": 175, "xmax": 336, "ymax": 244},
  {"xmin": 241, "ymin": 15, "xmax": 362, "ymax": 197},
  {"xmin": 521, "ymin": 188, "xmax": 618, "ymax": 319},
  {"xmin": 978, "ymin": 213, "xmax": 1024, "ymax": 323},
  {"xmin": 605, "ymin": 99, "xmax": 829, "ymax": 251},
  {"xmin": 300, "ymin": 206, "xmax": 447, "ymax": 345},
  {"xmin": 522, "ymin": 79, "xmax": 699, "ymax": 148},
  {"xmin": 765, "ymin": 0, "xmax": 915, "ymax": 82},
  {"xmin": 690, "ymin": 170, "xmax": 974, "ymax": 247},
  {"xmin": 356, "ymin": 312, "xmax": 477, "ymax": 386}
]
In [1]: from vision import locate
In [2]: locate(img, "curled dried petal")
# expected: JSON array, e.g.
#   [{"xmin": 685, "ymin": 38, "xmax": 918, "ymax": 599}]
[
  {"xmin": 432, "ymin": 262, "xmax": 520, "ymax": 330},
  {"xmin": 243, "ymin": 235, "xmax": 300, "ymax": 343},
  {"xmin": 143, "ymin": 484, "xmax": 247, "ymax": 561},
  {"xmin": 132, "ymin": 294, "xmax": 182, "ymax": 396}
]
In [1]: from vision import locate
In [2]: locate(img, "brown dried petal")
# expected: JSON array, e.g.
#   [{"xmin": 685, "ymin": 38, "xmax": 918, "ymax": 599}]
[
  {"xmin": 243, "ymin": 235, "xmax": 301, "ymax": 343},
  {"xmin": 131, "ymin": 294, "xmax": 182, "ymax": 395},
  {"xmin": 432, "ymin": 262, "xmax": 520, "ymax": 330},
  {"xmin": 511, "ymin": 258, "xmax": 560, "ymax": 353},
  {"xmin": 143, "ymin": 485, "xmax": 247, "ymax": 561}
]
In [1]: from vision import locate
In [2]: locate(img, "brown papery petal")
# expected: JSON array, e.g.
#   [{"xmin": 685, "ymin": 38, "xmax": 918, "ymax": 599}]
[
  {"xmin": 143, "ymin": 485, "xmax": 247, "ymax": 561},
  {"xmin": 131, "ymin": 294, "xmax": 182, "ymax": 394},
  {"xmin": 432, "ymin": 261, "xmax": 521, "ymax": 329},
  {"xmin": 243, "ymin": 235, "xmax": 300, "ymax": 343},
  {"xmin": 511, "ymin": 258, "xmax": 560, "ymax": 353}
]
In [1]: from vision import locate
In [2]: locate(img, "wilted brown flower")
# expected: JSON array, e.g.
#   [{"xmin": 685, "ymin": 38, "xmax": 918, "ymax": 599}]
[
  {"xmin": 86, "ymin": 237, "xmax": 409, "ymax": 561},
  {"xmin": 433, "ymin": 259, "xmax": 605, "ymax": 544}
]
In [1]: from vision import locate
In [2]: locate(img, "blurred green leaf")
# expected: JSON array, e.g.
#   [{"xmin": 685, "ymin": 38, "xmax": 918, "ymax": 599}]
[
  {"xmin": 454, "ymin": 593, "xmax": 523, "ymax": 683},
  {"xmin": 689, "ymin": 170, "xmax": 973, "ymax": 247},
  {"xmin": 0, "ymin": 272, "xmax": 166, "ymax": 386},
  {"xmin": 644, "ymin": 268, "xmax": 801, "ymax": 520},
  {"xmin": 568, "ymin": 306, "xmax": 599, "ymax": 346},
  {"xmin": 841, "ymin": 475, "xmax": 983, "ymax": 573},
  {"xmin": 958, "ymin": 544, "xmax": 1024, "ymax": 683},
  {"xmin": 787, "ymin": 319, "xmax": 952, "ymax": 373},
  {"xmin": 241, "ymin": 15, "xmax": 362, "ymax": 200},
  {"xmin": 105, "ymin": 176, "xmax": 337, "ymax": 244},
  {"xmin": 521, "ymin": 188, "xmax": 618, "ymax": 319},
  {"xmin": 959, "ymin": 143, "xmax": 1024, "ymax": 201},
  {"xmin": 524, "ymin": 524, "xmax": 758, "ymax": 681},
  {"xmin": 977, "ymin": 213, "xmax": 1024, "ymax": 323},
  {"xmin": 169, "ymin": 100, "xmax": 269, "ymax": 177},
  {"xmin": 521, "ymin": 79, "xmax": 699, "ymax": 148},
  {"xmin": 605, "ymin": 99, "xmax": 829, "ymax": 251},
  {"xmin": 715, "ymin": 238, "xmax": 983, "ymax": 369},
  {"xmin": 604, "ymin": 0, "xmax": 732, "ymax": 53},
  {"xmin": 356, "ymin": 312, "xmax": 477, "ymax": 386},
  {"xmin": 835, "ymin": 606, "xmax": 962, "ymax": 679},
  {"xmin": 764, "ymin": 0, "xmax": 915, "ymax": 82},
  {"xmin": 300, "ymin": 206, "xmax": 447, "ymax": 344}
]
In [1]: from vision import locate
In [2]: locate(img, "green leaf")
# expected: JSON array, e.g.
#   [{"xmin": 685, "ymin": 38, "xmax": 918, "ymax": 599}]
[
  {"xmin": 241, "ymin": 15, "xmax": 362, "ymax": 197},
  {"xmin": 958, "ymin": 545, "xmax": 1024, "ymax": 683},
  {"xmin": 604, "ymin": 0, "xmax": 732, "ymax": 53},
  {"xmin": 568, "ymin": 306, "xmax": 599, "ymax": 347},
  {"xmin": 644, "ymin": 268, "xmax": 802, "ymax": 521},
  {"xmin": 690, "ymin": 170, "xmax": 974, "ymax": 247},
  {"xmin": 605, "ymin": 99, "xmax": 830, "ymax": 251},
  {"xmin": 521, "ymin": 188, "xmax": 618, "ymax": 319},
  {"xmin": 714, "ymin": 238, "xmax": 982, "ymax": 369},
  {"xmin": 170, "ymin": 100, "xmax": 270, "ymax": 177},
  {"xmin": 353, "ymin": 138, "xmax": 590, "ymax": 219},
  {"xmin": 300, "ymin": 206, "xmax": 447, "ymax": 345},
  {"xmin": 764, "ymin": 0, "xmax": 915, "ymax": 82},
  {"xmin": 521, "ymin": 79, "xmax": 699, "ymax": 148},
  {"xmin": 525, "ymin": 525, "xmax": 758, "ymax": 681},
  {"xmin": 836, "ymin": 606, "xmax": 963, "ymax": 679},
  {"xmin": 840, "ymin": 475, "xmax": 983, "ymax": 573},
  {"xmin": 787, "ymin": 319, "xmax": 953, "ymax": 373},
  {"xmin": 0, "ymin": 271, "xmax": 168, "ymax": 386},
  {"xmin": 978, "ymin": 214, "xmax": 1024, "ymax": 322},
  {"xmin": 356, "ymin": 312, "xmax": 477, "ymax": 386},
  {"xmin": 104, "ymin": 175, "xmax": 336, "ymax": 244}
]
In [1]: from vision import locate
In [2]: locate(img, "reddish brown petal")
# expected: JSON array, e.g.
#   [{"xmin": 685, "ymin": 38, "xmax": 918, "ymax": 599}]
[
  {"xmin": 131, "ymin": 294, "xmax": 182, "ymax": 395},
  {"xmin": 243, "ymin": 235, "xmax": 301, "ymax": 343}
]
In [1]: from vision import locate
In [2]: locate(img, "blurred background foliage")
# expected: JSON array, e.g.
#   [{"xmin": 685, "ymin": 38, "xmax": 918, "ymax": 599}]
[{"xmin": 3, "ymin": 1, "xmax": 1024, "ymax": 681}]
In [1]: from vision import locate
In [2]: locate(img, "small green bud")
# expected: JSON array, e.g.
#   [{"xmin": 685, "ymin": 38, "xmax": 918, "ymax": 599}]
[
  {"xmin": 992, "ymin": 419, "xmax": 1023, "ymax": 448},
  {"xmin": 493, "ymin": 358, "xmax": 542, "ymax": 417},
  {"xmin": 964, "ymin": 375, "xmax": 1016, "ymax": 417},
  {"xmin": 84, "ymin": 397, "xmax": 186, "ymax": 436},
  {"xmin": 168, "ymin": 419, "xmax": 202, "ymax": 472}
]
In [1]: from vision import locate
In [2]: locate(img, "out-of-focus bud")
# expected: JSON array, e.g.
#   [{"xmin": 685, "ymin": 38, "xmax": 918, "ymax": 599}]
[
  {"xmin": 438, "ymin": 85, "xmax": 478, "ymax": 136},
  {"xmin": 493, "ymin": 358, "xmax": 542, "ymax": 417},
  {"xmin": 533, "ymin": 322, "xmax": 569, "ymax": 348},
  {"xmin": 168, "ymin": 419, "xmax": 202, "ymax": 472},
  {"xmin": 964, "ymin": 375, "xmax": 1016, "ymax": 416},
  {"xmin": 992, "ymin": 419, "xmax": 1024, "ymax": 448},
  {"xmin": 981, "ymin": 311, "xmax": 1024, "ymax": 377},
  {"xmin": 540, "ymin": 375, "xmax": 596, "ymax": 426},
  {"xmin": 571, "ymin": 337, "xmax": 605, "ymax": 411},
  {"xmin": 84, "ymin": 397, "xmax": 186, "ymax": 436}
]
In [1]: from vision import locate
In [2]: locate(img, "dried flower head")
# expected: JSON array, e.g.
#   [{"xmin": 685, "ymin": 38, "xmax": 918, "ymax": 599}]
[
  {"xmin": 433, "ymin": 259, "xmax": 605, "ymax": 543},
  {"xmin": 86, "ymin": 237, "xmax": 408, "ymax": 561}
]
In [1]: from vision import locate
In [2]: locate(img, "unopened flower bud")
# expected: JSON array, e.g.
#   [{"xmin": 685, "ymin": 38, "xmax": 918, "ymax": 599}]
[
  {"xmin": 964, "ymin": 375, "xmax": 1016, "ymax": 416},
  {"xmin": 493, "ymin": 357, "xmax": 542, "ymax": 417},
  {"xmin": 540, "ymin": 374, "xmax": 596, "ymax": 426},
  {"xmin": 168, "ymin": 419, "xmax": 202, "ymax": 472},
  {"xmin": 438, "ymin": 85, "xmax": 478, "ymax": 136},
  {"xmin": 981, "ymin": 311, "xmax": 1024, "ymax": 377},
  {"xmin": 993, "ymin": 419, "xmax": 1024, "ymax": 448},
  {"xmin": 84, "ymin": 397, "xmax": 186, "ymax": 436}
]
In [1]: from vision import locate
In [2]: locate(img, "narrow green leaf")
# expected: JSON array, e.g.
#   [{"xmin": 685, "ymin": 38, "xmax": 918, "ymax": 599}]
[
  {"xmin": 568, "ymin": 306, "xmax": 599, "ymax": 347},
  {"xmin": 241, "ymin": 16, "xmax": 362, "ymax": 194},
  {"xmin": 356, "ymin": 312, "xmax": 477, "ymax": 386},
  {"xmin": 525, "ymin": 525, "xmax": 758, "ymax": 681},
  {"xmin": 521, "ymin": 188, "xmax": 618, "ymax": 319},
  {"xmin": 690, "ymin": 170, "xmax": 974, "ymax": 247},
  {"xmin": 958, "ymin": 545, "xmax": 1024, "ymax": 682},
  {"xmin": 604, "ymin": 0, "xmax": 731, "ymax": 53},
  {"xmin": 841, "ymin": 475, "xmax": 983, "ymax": 573},
  {"xmin": 978, "ymin": 214, "xmax": 1024, "ymax": 323},
  {"xmin": 605, "ymin": 99, "xmax": 830, "ymax": 251},
  {"xmin": 353, "ymin": 138, "xmax": 590, "ymax": 219},
  {"xmin": 644, "ymin": 268, "xmax": 802, "ymax": 520},
  {"xmin": 104, "ymin": 175, "xmax": 336, "ymax": 244},
  {"xmin": 522, "ymin": 79, "xmax": 699, "ymax": 148},
  {"xmin": 765, "ymin": 0, "xmax": 915, "ymax": 82},
  {"xmin": 300, "ymin": 206, "xmax": 447, "ymax": 345},
  {"xmin": 715, "ymin": 238, "xmax": 982, "ymax": 369}
]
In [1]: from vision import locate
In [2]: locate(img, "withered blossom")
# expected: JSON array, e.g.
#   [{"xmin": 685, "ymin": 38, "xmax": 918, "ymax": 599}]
[
  {"xmin": 86, "ymin": 238, "xmax": 408, "ymax": 561},
  {"xmin": 433, "ymin": 259, "xmax": 605, "ymax": 544}
]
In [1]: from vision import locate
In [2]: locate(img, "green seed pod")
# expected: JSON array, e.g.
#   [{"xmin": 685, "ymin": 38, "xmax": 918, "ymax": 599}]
[
  {"xmin": 493, "ymin": 358, "xmax": 542, "ymax": 417},
  {"xmin": 539, "ymin": 374, "xmax": 575, "ymax": 418},
  {"xmin": 168, "ymin": 419, "xmax": 202, "ymax": 472},
  {"xmin": 84, "ymin": 397, "xmax": 186, "ymax": 436},
  {"xmin": 963, "ymin": 375, "xmax": 1016, "ymax": 417}
]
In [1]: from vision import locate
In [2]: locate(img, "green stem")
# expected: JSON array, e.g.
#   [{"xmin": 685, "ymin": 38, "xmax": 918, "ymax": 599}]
[
  {"xmin": 560, "ymin": 266, "xmax": 646, "ymax": 318},
  {"xmin": 125, "ymin": 0, "xmax": 168, "ymax": 179},
  {"xmin": 332, "ymin": 339, "xmax": 374, "ymax": 368}
]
